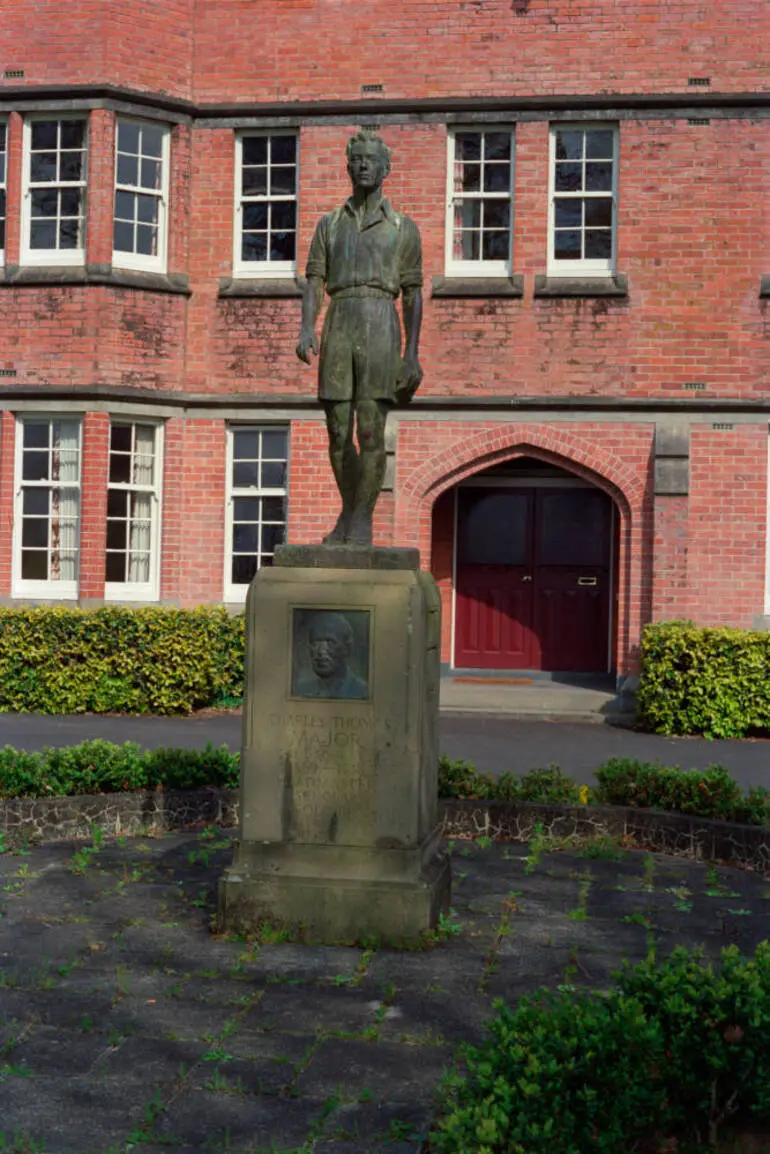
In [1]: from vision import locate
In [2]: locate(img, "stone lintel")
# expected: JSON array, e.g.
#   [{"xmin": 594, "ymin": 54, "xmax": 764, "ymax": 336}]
[
  {"xmin": 654, "ymin": 457, "xmax": 689, "ymax": 496},
  {"xmin": 655, "ymin": 422, "xmax": 690, "ymax": 459},
  {"xmin": 431, "ymin": 274, "xmax": 524, "ymax": 298},
  {"xmin": 274, "ymin": 544, "xmax": 420, "ymax": 570},
  {"xmin": 533, "ymin": 273, "xmax": 628, "ymax": 298}
]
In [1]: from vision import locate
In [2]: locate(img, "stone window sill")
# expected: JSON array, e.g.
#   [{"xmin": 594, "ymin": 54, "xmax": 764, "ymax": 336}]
[
  {"xmin": 760, "ymin": 275, "xmax": 770, "ymax": 298},
  {"xmin": 431, "ymin": 275, "xmax": 523, "ymax": 299},
  {"xmin": 218, "ymin": 277, "xmax": 303, "ymax": 299},
  {"xmin": 1, "ymin": 264, "xmax": 191, "ymax": 295},
  {"xmin": 534, "ymin": 274, "xmax": 628, "ymax": 298}
]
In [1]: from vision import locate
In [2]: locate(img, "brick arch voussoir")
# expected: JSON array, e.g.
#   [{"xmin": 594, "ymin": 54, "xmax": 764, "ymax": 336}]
[{"xmin": 401, "ymin": 426, "xmax": 642, "ymax": 518}]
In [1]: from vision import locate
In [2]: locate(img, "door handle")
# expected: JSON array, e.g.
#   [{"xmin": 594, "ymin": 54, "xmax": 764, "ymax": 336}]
[
  {"xmin": 577, "ymin": 576, "xmax": 598, "ymax": 587},
  {"xmin": 521, "ymin": 575, "xmax": 532, "ymax": 582}
]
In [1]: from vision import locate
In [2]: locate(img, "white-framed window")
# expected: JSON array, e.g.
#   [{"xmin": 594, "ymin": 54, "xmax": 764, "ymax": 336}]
[
  {"xmin": 548, "ymin": 124, "xmax": 618, "ymax": 277},
  {"xmin": 113, "ymin": 119, "xmax": 170, "ymax": 273},
  {"xmin": 0, "ymin": 120, "xmax": 7, "ymax": 264},
  {"xmin": 224, "ymin": 425, "xmax": 288, "ymax": 601},
  {"xmin": 21, "ymin": 117, "xmax": 88, "ymax": 264},
  {"xmin": 445, "ymin": 128, "xmax": 514, "ymax": 277},
  {"xmin": 233, "ymin": 132, "xmax": 298, "ymax": 277},
  {"xmin": 13, "ymin": 417, "xmax": 82, "ymax": 598},
  {"xmin": 105, "ymin": 421, "xmax": 163, "ymax": 601}
]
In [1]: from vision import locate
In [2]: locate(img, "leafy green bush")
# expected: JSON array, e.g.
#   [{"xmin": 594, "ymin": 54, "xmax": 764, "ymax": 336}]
[
  {"xmin": 439, "ymin": 760, "xmax": 582, "ymax": 805},
  {"xmin": 0, "ymin": 741, "xmax": 239, "ymax": 799},
  {"xmin": 0, "ymin": 606, "xmax": 244, "ymax": 715},
  {"xmin": 594, "ymin": 758, "xmax": 770, "ymax": 826},
  {"xmin": 638, "ymin": 621, "xmax": 770, "ymax": 738},
  {"xmin": 431, "ymin": 944, "xmax": 770, "ymax": 1154}
]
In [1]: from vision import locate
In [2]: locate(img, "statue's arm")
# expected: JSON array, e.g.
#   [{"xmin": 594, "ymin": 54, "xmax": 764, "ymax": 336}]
[
  {"xmin": 396, "ymin": 220, "xmax": 424, "ymax": 403},
  {"xmin": 296, "ymin": 276, "xmax": 323, "ymax": 363},
  {"xmin": 402, "ymin": 286, "xmax": 423, "ymax": 362}
]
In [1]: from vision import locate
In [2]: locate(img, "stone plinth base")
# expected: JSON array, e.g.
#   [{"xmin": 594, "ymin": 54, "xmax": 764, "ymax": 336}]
[{"xmin": 218, "ymin": 840, "xmax": 451, "ymax": 945}]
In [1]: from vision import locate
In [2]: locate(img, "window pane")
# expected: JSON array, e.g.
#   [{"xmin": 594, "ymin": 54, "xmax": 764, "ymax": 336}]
[
  {"xmin": 271, "ymin": 135, "xmax": 296, "ymax": 164},
  {"xmin": 585, "ymin": 162, "xmax": 613, "ymax": 192},
  {"xmin": 60, "ymin": 121, "xmax": 85, "ymax": 149},
  {"xmin": 554, "ymin": 230, "xmax": 582, "ymax": 260},
  {"xmin": 118, "ymin": 121, "xmax": 140, "ymax": 154},
  {"xmin": 111, "ymin": 425, "xmax": 132, "ymax": 452},
  {"xmin": 554, "ymin": 199, "xmax": 582, "ymax": 229},
  {"xmin": 115, "ymin": 190, "xmax": 135, "ymax": 220},
  {"xmin": 23, "ymin": 423, "xmax": 49, "ymax": 449},
  {"xmin": 261, "ymin": 430, "xmax": 287, "ymax": 459},
  {"xmin": 483, "ymin": 201, "xmax": 510, "ymax": 230},
  {"xmin": 484, "ymin": 133, "xmax": 511, "ymax": 161},
  {"xmin": 142, "ymin": 125, "xmax": 164, "ymax": 158},
  {"xmin": 585, "ymin": 197, "xmax": 612, "ymax": 227},
  {"xmin": 117, "ymin": 154, "xmax": 139, "ymax": 186},
  {"xmin": 22, "ymin": 519, "xmax": 48, "ymax": 548},
  {"xmin": 554, "ymin": 163, "xmax": 582, "ymax": 192},
  {"xmin": 260, "ymin": 461, "xmax": 286, "ymax": 487},
  {"xmin": 453, "ymin": 199, "xmax": 481, "ymax": 229},
  {"xmin": 454, "ymin": 230, "xmax": 480, "ymax": 261},
  {"xmin": 105, "ymin": 552, "xmax": 126, "ymax": 583},
  {"xmin": 106, "ymin": 520, "xmax": 127, "ymax": 550},
  {"xmin": 261, "ymin": 522, "xmax": 284, "ymax": 553},
  {"xmin": 59, "ymin": 152, "xmax": 84, "ymax": 182},
  {"xmin": 261, "ymin": 496, "xmax": 285, "ymax": 521},
  {"xmin": 242, "ymin": 136, "xmax": 267, "ymax": 165},
  {"xmin": 137, "ymin": 194, "xmax": 159, "ymax": 224},
  {"xmin": 243, "ymin": 202, "xmax": 268, "ymax": 230},
  {"xmin": 107, "ymin": 489, "xmax": 128, "ymax": 518},
  {"xmin": 31, "ymin": 122, "xmax": 58, "ymax": 150},
  {"xmin": 233, "ymin": 461, "xmax": 259, "ymax": 487},
  {"xmin": 23, "ymin": 489, "xmax": 49, "ymax": 515},
  {"xmin": 483, "ymin": 164, "xmax": 509, "ymax": 193},
  {"xmin": 232, "ymin": 554, "xmax": 258, "ymax": 585},
  {"xmin": 60, "ymin": 189, "xmax": 81, "ymax": 216},
  {"xmin": 113, "ymin": 220, "xmax": 134, "ymax": 252},
  {"xmin": 242, "ymin": 233, "xmax": 267, "ymax": 262},
  {"xmin": 140, "ymin": 158, "xmax": 161, "ymax": 190},
  {"xmin": 270, "ymin": 167, "xmax": 296, "ymax": 195},
  {"xmin": 22, "ymin": 452, "xmax": 49, "ymax": 481},
  {"xmin": 455, "ymin": 133, "xmax": 481, "ymax": 162},
  {"xmin": 59, "ymin": 219, "xmax": 81, "ymax": 249},
  {"xmin": 30, "ymin": 221, "xmax": 56, "ymax": 248},
  {"xmin": 586, "ymin": 130, "xmax": 614, "ymax": 160},
  {"xmin": 22, "ymin": 551, "xmax": 48, "ymax": 580},
  {"xmin": 233, "ymin": 431, "xmax": 259, "ymax": 459},
  {"xmin": 233, "ymin": 523, "xmax": 260, "ymax": 552},
  {"xmin": 31, "ymin": 189, "xmax": 58, "ymax": 217},
  {"xmin": 242, "ymin": 167, "xmax": 267, "ymax": 196},
  {"xmin": 136, "ymin": 225, "xmax": 157, "ymax": 255},
  {"xmin": 584, "ymin": 230, "xmax": 612, "ymax": 259},
  {"xmin": 30, "ymin": 152, "xmax": 57, "ymax": 182},
  {"xmin": 482, "ymin": 231, "xmax": 508, "ymax": 261},
  {"xmin": 109, "ymin": 453, "xmax": 131, "ymax": 484},
  {"xmin": 233, "ymin": 497, "xmax": 260, "ymax": 522},
  {"xmin": 272, "ymin": 202, "xmax": 296, "ymax": 231},
  {"xmin": 270, "ymin": 232, "xmax": 295, "ymax": 261},
  {"xmin": 457, "ymin": 164, "xmax": 480, "ymax": 193},
  {"xmin": 555, "ymin": 130, "xmax": 583, "ymax": 160}
]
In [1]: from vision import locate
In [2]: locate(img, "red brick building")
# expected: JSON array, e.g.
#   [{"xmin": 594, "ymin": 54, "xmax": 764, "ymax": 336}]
[{"xmin": 0, "ymin": 0, "xmax": 768, "ymax": 688}]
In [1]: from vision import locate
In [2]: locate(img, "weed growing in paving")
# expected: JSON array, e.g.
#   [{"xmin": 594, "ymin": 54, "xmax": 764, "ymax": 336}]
[{"xmin": 567, "ymin": 873, "xmax": 592, "ymax": 921}]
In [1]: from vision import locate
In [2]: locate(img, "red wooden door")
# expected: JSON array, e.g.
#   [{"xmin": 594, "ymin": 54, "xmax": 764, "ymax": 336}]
[
  {"xmin": 454, "ymin": 485, "xmax": 612, "ymax": 672},
  {"xmin": 455, "ymin": 489, "xmax": 535, "ymax": 668}
]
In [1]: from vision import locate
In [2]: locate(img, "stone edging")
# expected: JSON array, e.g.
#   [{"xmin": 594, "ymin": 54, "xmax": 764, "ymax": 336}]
[{"xmin": 1, "ymin": 790, "xmax": 767, "ymax": 873}]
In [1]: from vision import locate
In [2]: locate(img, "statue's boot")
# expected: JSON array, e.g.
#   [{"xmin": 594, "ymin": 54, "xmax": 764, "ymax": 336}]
[
  {"xmin": 322, "ymin": 508, "xmax": 350, "ymax": 544},
  {"xmin": 345, "ymin": 509, "xmax": 373, "ymax": 547}
]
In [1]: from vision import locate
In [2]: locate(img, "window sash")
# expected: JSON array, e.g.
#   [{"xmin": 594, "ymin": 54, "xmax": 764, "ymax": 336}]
[
  {"xmin": 105, "ymin": 421, "xmax": 162, "ymax": 598},
  {"xmin": 446, "ymin": 128, "xmax": 514, "ymax": 277},
  {"xmin": 0, "ymin": 120, "xmax": 6, "ymax": 261},
  {"xmin": 21, "ymin": 117, "xmax": 88, "ymax": 264},
  {"xmin": 14, "ymin": 417, "xmax": 82, "ymax": 596},
  {"xmin": 548, "ymin": 125, "xmax": 618, "ymax": 276},
  {"xmin": 112, "ymin": 119, "xmax": 169, "ymax": 272},
  {"xmin": 224, "ymin": 426, "xmax": 288, "ymax": 599},
  {"xmin": 233, "ymin": 133, "xmax": 298, "ymax": 277}
]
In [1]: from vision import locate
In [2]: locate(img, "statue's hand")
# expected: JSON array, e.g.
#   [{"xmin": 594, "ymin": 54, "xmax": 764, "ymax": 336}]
[
  {"xmin": 296, "ymin": 330, "xmax": 319, "ymax": 364},
  {"xmin": 395, "ymin": 354, "xmax": 423, "ymax": 406}
]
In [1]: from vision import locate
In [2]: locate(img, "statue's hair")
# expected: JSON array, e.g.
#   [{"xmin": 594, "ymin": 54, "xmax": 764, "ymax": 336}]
[
  {"xmin": 308, "ymin": 611, "xmax": 354, "ymax": 650},
  {"xmin": 346, "ymin": 129, "xmax": 391, "ymax": 176}
]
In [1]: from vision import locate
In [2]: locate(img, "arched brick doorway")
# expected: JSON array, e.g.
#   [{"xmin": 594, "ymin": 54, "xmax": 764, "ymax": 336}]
[{"xmin": 432, "ymin": 455, "xmax": 621, "ymax": 675}]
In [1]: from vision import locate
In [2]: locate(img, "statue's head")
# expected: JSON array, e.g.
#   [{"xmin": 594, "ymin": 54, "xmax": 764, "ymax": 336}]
[
  {"xmin": 346, "ymin": 129, "xmax": 391, "ymax": 192},
  {"xmin": 308, "ymin": 612, "xmax": 353, "ymax": 680}
]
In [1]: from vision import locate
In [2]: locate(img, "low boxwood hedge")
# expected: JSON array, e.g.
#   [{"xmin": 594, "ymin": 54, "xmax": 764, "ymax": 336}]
[
  {"xmin": 0, "ymin": 606, "xmax": 244, "ymax": 715},
  {"xmin": 430, "ymin": 943, "xmax": 770, "ymax": 1153},
  {"xmin": 0, "ymin": 744, "xmax": 766, "ymax": 829},
  {"xmin": 638, "ymin": 620, "xmax": 770, "ymax": 739}
]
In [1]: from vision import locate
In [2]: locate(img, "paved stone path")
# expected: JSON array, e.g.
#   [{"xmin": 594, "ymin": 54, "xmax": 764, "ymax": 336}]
[{"xmin": 0, "ymin": 829, "xmax": 768, "ymax": 1153}]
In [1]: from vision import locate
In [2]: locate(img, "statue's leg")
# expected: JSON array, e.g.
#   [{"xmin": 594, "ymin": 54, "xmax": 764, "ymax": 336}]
[
  {"xmin": 347, "ymin": 399, "xmax": 389, "ymax": 546},
  {"xmin": 322, "ymin": 400, "xmax": 358, "ymax": 544}
]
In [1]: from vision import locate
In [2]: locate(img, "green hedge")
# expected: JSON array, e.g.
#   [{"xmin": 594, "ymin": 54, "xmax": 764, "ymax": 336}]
[
  {"xmin": 0, "ymin": 607, "xmax": 244, "ymax": 715},
  {"xmin": 638, "ymin": 621, "xmax": 770, "ymax": 738},
  {"xmin": 431, "ymin": 943, "xmax": 770, "ymax": 1153}
]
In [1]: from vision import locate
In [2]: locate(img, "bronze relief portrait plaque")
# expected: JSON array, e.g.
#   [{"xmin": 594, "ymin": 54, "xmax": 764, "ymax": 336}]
[{"xmin": 291, "ymin": 609, "xmax": 371, "ymax": 701}]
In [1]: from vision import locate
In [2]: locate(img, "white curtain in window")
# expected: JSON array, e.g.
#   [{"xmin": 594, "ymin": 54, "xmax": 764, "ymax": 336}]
[
  {"xmin": 129, "ymin": 492, "xmax": 152, "ymax": 583},
  {"xmin": 50, "ymin": 421, "xmax": 80, "ymax": 582},
  {"xmin": 133, "ymin": 425, "xmax": 155, "ymax": 486}
]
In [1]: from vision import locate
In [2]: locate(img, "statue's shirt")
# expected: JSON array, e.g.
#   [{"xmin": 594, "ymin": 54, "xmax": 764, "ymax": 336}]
[{"xmin": 305, "ymin": 197, "xmax": 422, "ymax": 298}]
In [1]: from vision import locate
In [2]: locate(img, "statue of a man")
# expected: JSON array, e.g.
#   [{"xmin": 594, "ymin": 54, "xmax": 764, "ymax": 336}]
[{"xmin": 296, "ymin": 130, "xmax": 423, "ymax": 546}]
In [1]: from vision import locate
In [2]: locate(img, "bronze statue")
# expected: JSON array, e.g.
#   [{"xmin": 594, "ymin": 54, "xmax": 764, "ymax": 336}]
[{"xmin": 296, "ymin": 130, "xmax": 424, "ymax": 546}]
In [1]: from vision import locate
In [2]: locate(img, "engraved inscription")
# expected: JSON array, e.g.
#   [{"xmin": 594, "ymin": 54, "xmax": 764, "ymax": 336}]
[{"xmin": 291, "ymin": 609, "xmax": 370, "ymax": 701}]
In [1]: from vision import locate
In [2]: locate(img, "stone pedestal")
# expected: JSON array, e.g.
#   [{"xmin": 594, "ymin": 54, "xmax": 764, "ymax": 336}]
[{"xmin": 218, "ymin": 545, "xmax": 451, "ymax": 945}]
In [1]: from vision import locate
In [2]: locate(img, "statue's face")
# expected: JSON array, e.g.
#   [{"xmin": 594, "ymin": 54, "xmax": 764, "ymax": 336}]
[
  {"xmin": 347, "ymin": 141, "xmax": 386, "ymax": 192},
  {"xmin": 308, "ymin": 627, "xmax": 349, "ymax": 679}
]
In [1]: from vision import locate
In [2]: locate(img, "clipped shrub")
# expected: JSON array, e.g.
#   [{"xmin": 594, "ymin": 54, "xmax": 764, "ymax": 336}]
[
  {"xmin": 438, "ymin": 756, "xmax": 497, "ymax": 799},
  {"xmin": 431, "ymin": 944, "xmax": 770, "ymax": 1154},
  {"xmin": 0, "ymin": 606, "xmax": 245, "ymax": 715},
  {"xmin": 638, "ymin": 621, "xmax": 770, "ymax": 738},
  {"xmin": 594, "ymin": 757, "xmax": 770, "ymax": 826},
  {"xmin": 0, "ymin": 741, "xmax": 239, "ymax": 799}
]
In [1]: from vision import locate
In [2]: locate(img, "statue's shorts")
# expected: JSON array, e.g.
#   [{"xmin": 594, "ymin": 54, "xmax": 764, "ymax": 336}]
[{"xmin": 318, "ymin": 287, "xmax": 402, "ymax": 403}]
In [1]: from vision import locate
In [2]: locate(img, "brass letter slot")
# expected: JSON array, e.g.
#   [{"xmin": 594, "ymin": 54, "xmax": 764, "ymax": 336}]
[{"xmin": 577, "ymin": 576, "xmax": 598, "ymax": 587}]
